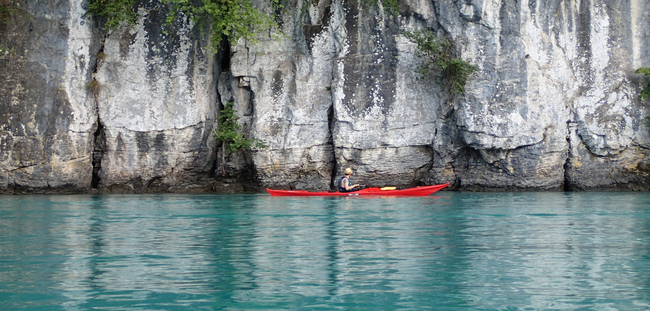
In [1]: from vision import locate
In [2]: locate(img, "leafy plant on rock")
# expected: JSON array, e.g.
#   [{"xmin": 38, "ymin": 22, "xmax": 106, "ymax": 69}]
[
  {"xmin": 636, "ymin": 67, "xmax": 650, "ymax": 128},
  {"xmin": 362, "ymin": 0, "xmax": 399, "ymax": 15},
  {"xmin": 0, "ymin": 0, "xmax": 17, "ymax": 24},
  {"xmin": 213, "ymin": 101, "xmax": 266, "ymax": 174},
  {"xmin": 1, "ymin": 1, "xmax": 30, "ymax": 53},
  {"xmin": 0, "ymin": 4, "xmax": 9, "ymax": 24},
  {"xmin": 87, "ymin": 0, "xmax": 282, "ymax": 49},
  {"xmin": 637, "ymin": 68, "xmax": 650, "ymax": 100},
  {"xmin": 167, "ymin": 0, "xmax": 282, "ymax": 49},
  {"xmin": 404, "ymin": 29, "xmax": 478, "ymax": 96},
  {"xmin": 86, "ymin": 0, "xmax": 139, "ymax": 31}
]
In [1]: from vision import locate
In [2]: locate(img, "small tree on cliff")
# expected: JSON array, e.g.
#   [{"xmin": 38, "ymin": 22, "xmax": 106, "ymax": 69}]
[
  {"xmin": 403, "ymin": 29, "xmax": 478, "ymax": 97},
  {"xmin": 636, "ymin": 67, "xmax": 650, "ymax": 127},
  {"xmin": 213, "ymin": 102, "xmax": 266, "ymax": 174}
]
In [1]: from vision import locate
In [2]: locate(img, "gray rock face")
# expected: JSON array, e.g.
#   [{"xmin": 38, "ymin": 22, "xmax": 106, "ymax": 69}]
[
  {"xmin": 93, "ymin": 1, "xmax": 217, "ymax": 193},
  {"xmin": 244, "ymin": 0, "xmax": 650, "ymax": 190},
  {"xmin": 439, "ymin": 0, "xmax": 650, "ymax": 190},
  {"xmin": 0, "ymin": 0, "xmax": 649, "ymax": 193},
  {"xmin": 0, "ymin": 0, "xmax": 95, "ymax": 193}
]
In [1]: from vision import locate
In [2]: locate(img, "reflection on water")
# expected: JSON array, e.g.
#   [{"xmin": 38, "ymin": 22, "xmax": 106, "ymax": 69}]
[
  {"xmin": 1, "ymin": 192, "xmax": 650, "ymax": 309},
  {"xmin": 453, "ymin": 193, "xmax": 650, "ymax": 309}
]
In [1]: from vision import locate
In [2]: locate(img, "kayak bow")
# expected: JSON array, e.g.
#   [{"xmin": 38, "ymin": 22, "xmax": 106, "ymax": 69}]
[{"xmin": 266, "ymin": 183, "xmax": 449, "ymax": 197}]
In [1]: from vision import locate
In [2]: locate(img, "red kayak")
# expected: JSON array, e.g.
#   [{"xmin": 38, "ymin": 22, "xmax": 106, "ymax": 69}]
[{"xmin": 266, "ymin": 183, "xmax": 449, "ymax": 197}]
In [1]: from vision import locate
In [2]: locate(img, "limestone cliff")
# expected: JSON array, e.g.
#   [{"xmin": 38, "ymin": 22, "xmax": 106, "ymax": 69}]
[{"xmin": 0, "ymin": 0, "xmax": 649, "ymax": 193}]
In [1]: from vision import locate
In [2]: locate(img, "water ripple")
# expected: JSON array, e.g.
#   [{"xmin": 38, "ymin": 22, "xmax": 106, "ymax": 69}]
[{"xmin": 1, "ymin": 192, "xmax": 650, "ymax": 309}]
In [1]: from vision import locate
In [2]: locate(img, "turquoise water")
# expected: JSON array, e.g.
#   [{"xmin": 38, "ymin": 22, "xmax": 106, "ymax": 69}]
[{"xmin": 1, "ymin": 192, "xmax": 650, "ymax": 310}]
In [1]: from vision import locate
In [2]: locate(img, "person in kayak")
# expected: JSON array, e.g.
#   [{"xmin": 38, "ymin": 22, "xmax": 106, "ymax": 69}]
[{"xmin": 339, "ymin": 168, "xmax": 361, "ymax": 192}]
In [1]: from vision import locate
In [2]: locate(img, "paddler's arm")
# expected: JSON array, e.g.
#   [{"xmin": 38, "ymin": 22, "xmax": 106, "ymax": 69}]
[
  {"xmin": 347, "ymin": 181, "xmax": 360, "ymax": 190},
  {"xmin": 343, "ymin": 179, "xmax": 359, "ymax": 191}
]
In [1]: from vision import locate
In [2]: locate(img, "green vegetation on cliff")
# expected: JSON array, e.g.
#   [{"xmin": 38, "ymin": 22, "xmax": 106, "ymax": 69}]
[
  {"xmin": 87, "ymin": 0, "xmax": 139, "ymax": 30},
  {"xmin": 0, "ymin": 2, "xmax": 9, "ymax": 54},
  {"xmin": 213, "ymin": 101, "xmax": 266, "ymax": 172},
  {"xmin": 0, "ymin": 0, "xmax": 17, "ymax": 24},
  {"xmin": 637, "ymin": 67, "xmax": 650, "ymax": 100},
  {"xmin": 166, "ymin": 0, "xmax": 281, "ymax": 48},
  {"xmin": 0, "ymin": 5, "xmax": 10, "ymax": 24},
  {"xmin": 363, "ymin": 0, "xmax": 398, "ymax": 14},
  {"xmin": 87, "ymin": 0, "xmax": 401, "ymax": 49},
  {"xmin": 1, "ymin": 1, "xmax": 30, "ymax": 54},
  {"xmin": 404, "ymin": 29, "xmax": 477, "ymax": 96},
  {"xmin": 637, "ymin": 67, "xmax": 650, "ymax": 127},
  {"xmin": 213, "ymin": 101, "xmax": 266, "ymax": 153},
  {"xmin": 87, "ymin": 0, "xmax": 281, "ymax": 48}
]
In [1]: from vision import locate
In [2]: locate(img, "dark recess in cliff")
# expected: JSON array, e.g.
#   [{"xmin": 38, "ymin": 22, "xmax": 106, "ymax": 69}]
[
  {"xmin": 327, "ymin": 104, "xmax": 336, "ymax": 189},
  {"xmin": 91, "ymin": 119, "xmax": 105, "ymax": 189}
]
